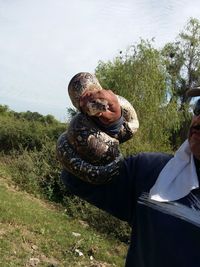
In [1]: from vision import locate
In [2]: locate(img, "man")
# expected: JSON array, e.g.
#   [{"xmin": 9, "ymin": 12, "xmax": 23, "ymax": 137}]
[{"xmin": 61, "ymin": 88, "xmax": 200, "ymax": 267}]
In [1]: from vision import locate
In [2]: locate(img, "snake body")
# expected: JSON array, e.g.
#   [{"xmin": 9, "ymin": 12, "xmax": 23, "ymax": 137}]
[{"xmin": 57, "ymin": 72, "xmax": 139, "ymax": 184}]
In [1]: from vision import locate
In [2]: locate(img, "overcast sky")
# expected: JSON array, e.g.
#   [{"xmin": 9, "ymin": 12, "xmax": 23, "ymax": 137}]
[{"xmin": 1, "ymin": 0, "xmax": 200, "ymax": 121}]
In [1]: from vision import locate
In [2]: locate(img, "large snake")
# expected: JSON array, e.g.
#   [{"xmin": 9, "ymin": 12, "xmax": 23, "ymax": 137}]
[{"xmin": 57, "ymin": 72, "xmax": 139, "ymax": 184}]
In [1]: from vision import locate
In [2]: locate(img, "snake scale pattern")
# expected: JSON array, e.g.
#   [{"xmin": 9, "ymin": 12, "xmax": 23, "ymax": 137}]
[{"xmin": 57, "ymin": 72, "xmax": 139, "ymax": 184}]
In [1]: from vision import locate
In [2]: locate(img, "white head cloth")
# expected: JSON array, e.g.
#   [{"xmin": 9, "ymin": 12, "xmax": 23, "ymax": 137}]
[{"xmin": 149, "ymin": 140, "xmax": 199, "ymax": 202}]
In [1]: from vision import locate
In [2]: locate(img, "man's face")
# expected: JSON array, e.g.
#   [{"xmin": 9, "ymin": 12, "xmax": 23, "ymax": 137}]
[{"xmin": 188, "ymin": 100, "xmax": 200, "ymax": 160}]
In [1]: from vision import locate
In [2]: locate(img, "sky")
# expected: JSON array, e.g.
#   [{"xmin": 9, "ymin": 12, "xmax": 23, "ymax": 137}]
[{"xmin": 1, "ymin": 0, "xmax": 200, "ymax": 122}]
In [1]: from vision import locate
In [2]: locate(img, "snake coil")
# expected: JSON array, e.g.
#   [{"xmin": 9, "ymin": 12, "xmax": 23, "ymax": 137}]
[{"xmin": 57, "ymin": 72, "xmax": 139, "ymax": 184}]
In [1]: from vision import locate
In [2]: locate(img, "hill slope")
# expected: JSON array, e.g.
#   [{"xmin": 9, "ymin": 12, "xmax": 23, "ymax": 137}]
[{"xmin": 0, "ymin": 175, "xmax": 127, "ymax": 267}]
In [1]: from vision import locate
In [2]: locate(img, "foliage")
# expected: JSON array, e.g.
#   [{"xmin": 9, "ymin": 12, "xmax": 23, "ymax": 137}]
[
  {"xmin": 1, "ymin": 17, "xmax": 200, "ymax": 249},
  {"xmin": 96, "ymin": 40, "xmax": 181, "ymax": 153},
  {"xmin": 2, "ymin": 144, "xmax": 62, "ymax": 200},
  {"xmin": 161, "ymin": 17, "xmax": 200, "ymax": 144},
  {"xmin": 1, "ymin": 145, "xmax": 131, "ymax": 243},
  {"xmin": 12, "ymin": 110, "xmax": 59, "ymax": 124},
  {"xmin": 162, "ymin": 18, "xmax": 200, "ymax": 106},
  {"xmin": 0, "ymin": 106, "xmax": 66, "ymax": 152},
  {"xmin": 0, "ymin": 105, "xmax": 131, "ymax": 243},
  {"xmin": 165, "ymin": 18, "xmax": 200, "ymax": 99},
  {"xmin": 67, "ymin": 107, "xmax": 79, "ymax": 121},
  {"xmin": 0, "ymin": 105, "xmax": 10, "ymax": 114}
]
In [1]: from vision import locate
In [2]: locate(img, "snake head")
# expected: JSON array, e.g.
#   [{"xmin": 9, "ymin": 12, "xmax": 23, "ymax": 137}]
[
  {"xmin": 68, "ymin": 72, "xmax": 102, "ymax": 110},
  {"xmin": 86, "ymin": 99, "xmax": 109, "ymax": 116}
]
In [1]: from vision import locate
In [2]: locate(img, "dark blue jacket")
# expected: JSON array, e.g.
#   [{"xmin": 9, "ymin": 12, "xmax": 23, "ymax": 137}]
[{"xmin": 61, "ymin": 151, "xmax": 200, "ymax": 267}]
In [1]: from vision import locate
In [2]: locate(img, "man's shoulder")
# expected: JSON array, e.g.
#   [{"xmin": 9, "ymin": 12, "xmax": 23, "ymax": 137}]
[
  {"xmin": 124, "ymin": 152, "xmax": 173, "ymax": 194},
  {"xmin": 126, "ymin": 151, "xmax": 173, "ymax": 168},
  {"xmin": 138, "ymin": 152, "xmax": 173, "ymax": 175},
  {"xmin": 138, "ymin": 151, "xmax": 173, "ymax": 164}
]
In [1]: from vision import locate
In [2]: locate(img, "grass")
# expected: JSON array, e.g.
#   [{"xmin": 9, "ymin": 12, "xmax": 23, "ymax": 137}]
[{"xmin": 0, "ymin": 174, "xmax": 127, "ymax": 267}]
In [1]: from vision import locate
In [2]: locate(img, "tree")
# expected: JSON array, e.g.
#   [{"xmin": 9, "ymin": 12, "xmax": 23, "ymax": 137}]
[
  {"xmin": 95, "ymin": 40, "xmax": 181, "ymax": 153},
  {"xmin": 0, "ymin": 105, "xmax": 9, "ymax": 114},
  {"xmin": 66, "ymin": 107, "xmax": 78, "ymax": 122},
  {"xmin": 161, "ymin": 18, "xmax": 200, "ymax": 143},
  {"xmin": 162, "ymin": 18, "xmax": 200, "ymax": 106}
]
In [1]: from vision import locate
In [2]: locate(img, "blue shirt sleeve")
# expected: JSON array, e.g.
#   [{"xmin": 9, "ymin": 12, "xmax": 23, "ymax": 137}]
[
  {"xmin": 60, "ymin": 155, "xmax": 137, "ymax": 224},
  {"xmin": 60, "ymin": 152, "xmax": 172, "ymax": 225}
]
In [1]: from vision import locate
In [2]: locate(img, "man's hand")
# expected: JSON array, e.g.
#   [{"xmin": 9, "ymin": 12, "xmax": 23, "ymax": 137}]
[{"xmin": 80, "ymin": 89, "xmax": 121, "ymax": 125}]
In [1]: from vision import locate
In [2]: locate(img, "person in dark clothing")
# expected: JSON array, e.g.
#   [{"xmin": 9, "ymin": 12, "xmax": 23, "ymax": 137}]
[{"xmin": 60, "ymin": 88, "xmax": 200, "ymax": 267}]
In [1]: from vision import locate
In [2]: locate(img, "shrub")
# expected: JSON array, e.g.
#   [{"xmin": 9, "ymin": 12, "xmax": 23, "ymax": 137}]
[{"xmin": 0, "ymin": 115, "xmax": 66, "ymax": 153}]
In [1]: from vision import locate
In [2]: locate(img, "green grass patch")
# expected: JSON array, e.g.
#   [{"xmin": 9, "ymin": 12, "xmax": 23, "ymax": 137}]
[{"xmin": 0, "ymin": 177, "xmax": 127, "ymax": 267}]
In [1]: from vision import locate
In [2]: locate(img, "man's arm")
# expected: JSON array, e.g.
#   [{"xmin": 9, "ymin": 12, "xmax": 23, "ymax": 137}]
[
  {"xmin": 61, "ymin": 151, "xmax": 172, "ymax": 224},
  {"xmin": 61, "ymin": 89, "xmax": 137, "ymax": 223},
  {"xmin": 61, "ymin": 155, "xmax": 137, "ymax": 224}
]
